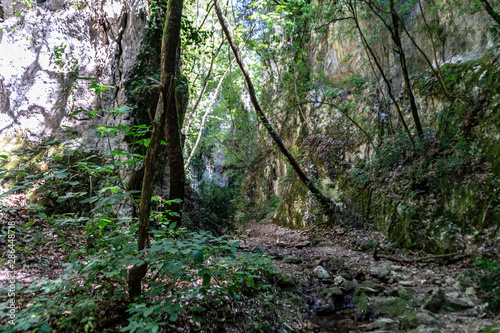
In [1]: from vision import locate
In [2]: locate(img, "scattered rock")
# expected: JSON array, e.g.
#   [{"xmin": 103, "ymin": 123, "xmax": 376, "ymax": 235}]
[
  {"xmin": 295, "ymin": 241, "xmax": 311, "ymax": 249},
  {"xmin": 369, "ymin": 317, "xmax": 399, "ymax": 330},
  {"xmin": 360, "ymin": 280, "xmax": 384, "ymax": 292},
  {"xmin": 465, "ymin": 286, "xmax": 476, "ymax": 296},
  {"xmin": 276, "ymin": 239, "xmax": 288, "ymax": 247},
  {"xmin": 340, "ymin": 272, "xmax": 352, "ymax": 280},
  {"xmin": 401, "ymin": 311, "xmax": 439, "ymax": 330},
  {"xmin": 371, "ymin": 266, "xmax": 391, "ymax": 279},
  {"xmin": 321, "ymin": 287, "xmax": 343, "ymax": 304},
  {"xmin": 423, "ymin": 288, "xmax": 445, "ymax": 313},
  {"xmin": 334, "ymin": 275, "xmax": 345, "ymax": 286},
  {"xmin": 445, "ymin": 296, "xmax": 475, "ymax": 311},
  {"xmin": 316, "ymin": 304, "xmax": 336, "ymax": 316},
  {"xmin": 400, "ymin": 280, "xmax": 417, "ymax": 287},
  {"xmin": 445, "ymin": 277, "xmax": 455, "ymax": 285},
  {"xmin": 313, "ymin": 266, "xmax": 330, "ymax": 279},
  {"xmin": 397, "ymin": 287, "xmax": 416, "ymax": 301},
  {"xmin": 283, "ymin": 256, "xmax": 302, "ymax": 264},
  {"xmin": 468, "ymin": 319, "xmax": 500, "ymax": 333},
  {"xmin": 340, "ymin": 280, "xmax": 357, "ymax": 292},
  {"xmin": 373, "ymin": 296, "xmax": 409, "ymax": 315},
  {"xmin": 355, "ymin": 286, "xmax": 379, "ymax": 295},
  {"xmin": 306, "ymin": 258, "xmax": 323, "ymax": 268}
]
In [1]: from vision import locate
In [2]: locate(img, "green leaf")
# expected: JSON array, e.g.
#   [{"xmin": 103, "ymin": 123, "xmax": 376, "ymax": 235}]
[
  {"xmin": 80, "ymin": 197, "xmax": 99, "ymax": 204},
  {"xmin": 0, "ymin": 155, "xmax": 8, "ymax": 159},
  {"xmin": 192, "ymin": 250, "xmax": 204, "ymax": 263},
  {"xmin": 202, "ymin": 272, "xmax": 211, "ymax": 286},
  {"xmin": 39, "ymin": 323, "xmax": 51, "ymax": 332},
  {"xmin": 98, "ymin": 220, "xmax": 107, "ymax": 228}
]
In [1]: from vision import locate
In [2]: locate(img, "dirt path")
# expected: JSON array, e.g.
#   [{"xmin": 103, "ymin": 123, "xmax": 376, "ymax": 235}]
[{"xmin": 238, "ymin": 220, "xmax": 500, "ymax": 333}]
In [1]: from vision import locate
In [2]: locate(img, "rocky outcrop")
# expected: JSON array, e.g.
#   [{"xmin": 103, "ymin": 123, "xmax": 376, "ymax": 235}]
[
  {"xmin": 0, "ymin": 0, "xmax": 146, "ymax": 148},
  {"xmin": 254, "ymin": 1, "xmax": 500, "ymax": 250}
]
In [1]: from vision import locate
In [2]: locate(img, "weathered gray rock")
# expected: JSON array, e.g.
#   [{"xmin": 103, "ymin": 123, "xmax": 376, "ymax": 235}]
[
  {"xmin": 423, "ymin": 288, "xmax": 446, "ymax": 313},
  {"xmin": 276, "ymin": 239, "xmax": 288, "ymax": 247},
  {"xmin": 0, "ymin": 0, "xmax": 147, "ymax": 144},
  {"xmin": 398, "ymin": 287, "xmax": 417, "ymax": 301},
  {"xmin": 313, "ymin": 266, "xmax": 330, "ymax": 279},
  {"xmin": 465, "ymin": 287, "xmax": 476, "ymax": 296},
  {"xmin": 295, "ymin": 241, "xmax": 311, "ymax": 249},
  {"xmin": 340, "ymin": 280, "xmax": 357, "ymax": 292},
  {"xmin": 445, "ymin": 296, "xmax": 475, "ymax": 311},
  {"xmin": 401, "ymin": 311, "xmax": 439, "ymax": 330},
  {"xmin": 355, "ymin": 286, "xmax": 379, "ymax": 295},
  {"xmin": 371, "ymin": 267, "xmax": 391, "ymax": 279},
  {"xmin": 321, "ymin": 287, "xmax": 343, "ymax": 304},
  {"xmin": 409, "ymin": 327, "xmax": 441, "ymax": 333},
  {"xmin": 360, "ymin": 280, "xmax": 384, "ymax": 292},
  {"xmin": 283, "ymin": 256, "xmax": 302, "ymax": 264},
  {"xmin": 468, "ymin": 319, "xmax": 500, "ymax": 333},
  {"xmin": 369, "ymin": 318, "xmax": 399, "ymax": 330},
  {"xmin": 333, "ymin": 275, "xmax": 345, "ymax": 286},
  {"xmin": 306, "ymin": 258, "xmax": 323, "ymax": 268}
]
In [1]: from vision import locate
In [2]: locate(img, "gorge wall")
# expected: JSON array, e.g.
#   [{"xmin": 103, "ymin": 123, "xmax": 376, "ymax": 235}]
[{"xmin": 254, "ymin": 0, "xmax": 500, "ymax": 253}]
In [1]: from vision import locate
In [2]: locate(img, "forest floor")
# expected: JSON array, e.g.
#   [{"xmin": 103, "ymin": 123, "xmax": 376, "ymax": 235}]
[
  {"xmin": 237, "ymin": 219, "xmax": 500, "ymax": 333},
  {"xmin": 1, "ymin": 196, "xmax": 500, "ymax": 332}
]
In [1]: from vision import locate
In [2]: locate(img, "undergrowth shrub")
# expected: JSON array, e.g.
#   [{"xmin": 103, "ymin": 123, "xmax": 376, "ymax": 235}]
[{"xmin": 0, "ymin": 215, "xmax": 284, "ymax": 332}]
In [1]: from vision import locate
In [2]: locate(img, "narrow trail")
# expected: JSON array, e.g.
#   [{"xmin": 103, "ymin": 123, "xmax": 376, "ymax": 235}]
[{"xmin": 238, "ymin": 220, "xmax": 500, "ymax": 333}]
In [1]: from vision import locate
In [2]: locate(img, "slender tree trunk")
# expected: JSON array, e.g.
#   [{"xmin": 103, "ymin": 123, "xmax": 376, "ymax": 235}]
[
  {"xmin": 184, "ymin": 58, "xmax": 236, "ymax": 168},
  {"xmin": 348, "ymin": 1, "xmax": 414, "ymax": 145},
  {"xmin": 480, "ymin": 0, "xmax": 500, "ymax": 25},
  {"xmin": 389, "ymin": 0, "xmax": 423, "ymax": 137},
  {"xmin": 214, "ymin": 0, "xmax": 340, "ymax": 216},
  {"xmin": 128, "ymin": 0, "xmax": 184, "ymax": 300},
  {"xmin": 163, "ymin": 0, "xmax": 185, "ymax": 228},
  {"xmin": 183, "ymin": 39, "xmax": 224, "ymax": 138}
]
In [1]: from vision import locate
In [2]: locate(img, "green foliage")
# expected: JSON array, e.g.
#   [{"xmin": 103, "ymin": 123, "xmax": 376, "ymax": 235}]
[
  {"xmin": 184, "ymin": 177, "xmax": 237, "ymax": 234},
  {"xmin": 0, "ymin": 220, "xmax": 281, "ymax": 332},
  {"xmin": 52, "ymin": 43, "xmax": 79, "ymax": 74},
  {"xmin": 474, "ymin": 258, "xmax": 500, "ymax": 313},
  {"xmin": 234, "ymin": 194, "xmax": 280, "ymax": 224}
]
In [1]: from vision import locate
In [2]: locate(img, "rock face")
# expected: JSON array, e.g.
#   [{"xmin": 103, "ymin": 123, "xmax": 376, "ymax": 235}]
[
  {"xmin": 0, "ymin": 0, "xmax": 146, "ymax": 148},
  {"xmin": 253, "ymin": 0, "xmax": 500, "ymax": 251}
]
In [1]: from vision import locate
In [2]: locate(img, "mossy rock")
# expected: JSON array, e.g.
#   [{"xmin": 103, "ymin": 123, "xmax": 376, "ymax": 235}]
[
  {"xmin": 355, "ymin": 293, "xmax": 369, "ymax": 313},
  {"xmin": 373, "ymin": 297, "xmax": 410, "ymax": 316},
  {"xmin": 401, "ymin": 311, "xmax": 439, "ymax": 330},
  {"xmin": 287, "ymin": 296, "xmax": 305, "ymax": 307}
]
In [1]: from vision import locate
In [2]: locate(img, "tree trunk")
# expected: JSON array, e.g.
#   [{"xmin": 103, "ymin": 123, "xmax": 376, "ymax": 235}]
[
  {"xmin": 214, "ymin": 0, "xmax": 340, "ymax": 216},
  {"xmin": 348, "ymin": 1, "xmax": 414, "ymax": 145},
  {"xmin": 128, "ymin": 0, "xmax": 184, "ymax": 300},
  {"xmin": 389, "ymin": 0, "xmax": 424, "ymax": 138},
  {"xmin": 480, "ymin": 0, "xmax": 500, "ymax": 25}
]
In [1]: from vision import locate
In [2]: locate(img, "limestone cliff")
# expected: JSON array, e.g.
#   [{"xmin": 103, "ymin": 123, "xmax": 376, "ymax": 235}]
[
  {"xmin": 0, "ymin": 0, "xmax": 146, "ymax": 149},
  {"xmin": 254, "ymin": 0, "xmax": 499, "ymax": 253}
]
